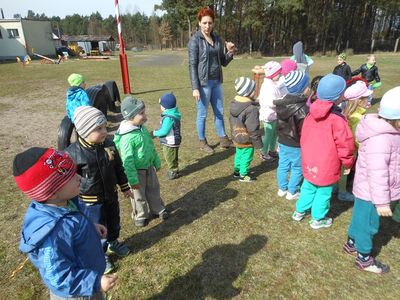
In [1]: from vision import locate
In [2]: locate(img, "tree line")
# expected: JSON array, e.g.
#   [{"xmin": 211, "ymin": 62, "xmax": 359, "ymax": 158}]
[{"xmin": 19, "ymin": 0, "xmax": 400, "ymax": 55}]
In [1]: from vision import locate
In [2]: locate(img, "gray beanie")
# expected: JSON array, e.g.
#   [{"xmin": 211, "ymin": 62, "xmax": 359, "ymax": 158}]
[
  {"xmin": 73, "ymin": 106, "xmax": 107, "ymax": 138},
  {"xmin": 121, "ymin": 96, "xmax": 145, "ymax": 120}
]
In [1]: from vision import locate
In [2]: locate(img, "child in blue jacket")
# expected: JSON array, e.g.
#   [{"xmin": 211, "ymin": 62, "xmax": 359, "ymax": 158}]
[
  {"xmin": 66, "ymin": 73, "xmax": 91, "ymax": 122},
  {"xmin": 14, "ymin": 147, "xmax": 117, "ymax": 299}
]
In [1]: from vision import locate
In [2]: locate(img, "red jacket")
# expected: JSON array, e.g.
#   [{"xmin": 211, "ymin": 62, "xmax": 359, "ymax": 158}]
[{"xmin": 300, "ymin": 100, "xmax": 355, "ymax": 186}]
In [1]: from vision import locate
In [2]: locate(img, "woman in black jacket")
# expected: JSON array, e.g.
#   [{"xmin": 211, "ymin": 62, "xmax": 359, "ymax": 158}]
[{"xmin": 188, "ymin": 6, "xmax": 236, "ymax": 153}]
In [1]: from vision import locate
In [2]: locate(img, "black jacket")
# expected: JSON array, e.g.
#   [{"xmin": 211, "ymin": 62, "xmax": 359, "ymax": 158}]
[
  {"xmin": 351, "ymin": 63, "xmax": 380, "ymax": 82},
  {"xmin": 65, "ymin": 137, "xmax": 130, "ymax": 203},
  {"xmin": 273, "ymin": 94, "xmax": 309, "ymax": 147},
  {"xmin": 188, "ymin": 30, "xmax": 233, "ymax": 90},
  {"xmin": 333, "ymin": 63, "xmax": 352, "ymax": 81},
  {"xmin": 229, "ymin": 96, "xmax": 262, "ymax": 149}
]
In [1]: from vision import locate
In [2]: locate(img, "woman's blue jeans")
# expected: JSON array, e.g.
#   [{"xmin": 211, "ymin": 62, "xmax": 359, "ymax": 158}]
[{"xmin": 197, "ymin": 80, "xmax": 226, "ymax": 140}]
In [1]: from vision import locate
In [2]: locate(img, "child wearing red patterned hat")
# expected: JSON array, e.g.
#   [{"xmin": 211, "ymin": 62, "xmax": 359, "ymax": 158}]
[{"xmin": 14, "ymin": 147, "xmax": 117, "ymax": 299}]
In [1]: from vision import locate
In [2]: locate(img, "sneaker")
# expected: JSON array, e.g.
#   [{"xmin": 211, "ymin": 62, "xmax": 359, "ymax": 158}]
[
  {"xmin": 355, "ymin": 256, "xmax": 390, "ymax": 274},
  {"xmin": 167, "ymin": 170, "xmax": 180, "ymax": 180},
  {"xmin": 233, "ymin": 171, "xmax": 240, "ymax": 179},
  {"xmin": 292, "ymin": 211, "xmax": 306, "ymax": 221},
  {"xmin": 277, "ymin": 189, "xmax": 287, "ymax": 197},
  {"xmin": 104, "ymin": 255, "xmax": 115, "ymax": 275},
  {"xmin": 268, "ymin": 151, "xmax": 279, "ymax": 158},
  {"xmin": 343, "ymin": 241, "xmax": 357, "ymax": 257},
  {"xmin": 239, "ymin": 175, "xmax": 256, "ymax": 183},
  {"xmin": 286, "ymin": 192, "xmax": 300, "ymax": 201},
  {"xmin": 338, "ymin": 191, "xmax": 355, "ymax": 202},
  {"xmin": 107, "ymin": 240, "xmax": 130, "ymax": 257},
  {"xmin": 260, "ymin": 153, "xmax": 276, "ymax": 162},
  {"xmin": 309, "ymin": 217, "xmax": 333, "ymax": 229},
  {"xmin": 135, "ymin": 219, "xmax": 148, "ymax": 227},
  {"xmin": 160, "ymin": 210, "xmax": 169, "ymax": 221}
]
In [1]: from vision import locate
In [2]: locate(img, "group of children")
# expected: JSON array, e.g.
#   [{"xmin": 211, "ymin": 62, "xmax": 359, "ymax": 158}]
[{"xmin": 13, "ymin": 53, "xmax": 399, "ymax": 298}]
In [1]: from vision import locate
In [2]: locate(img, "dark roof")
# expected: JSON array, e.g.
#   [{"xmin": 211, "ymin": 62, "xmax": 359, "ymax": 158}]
[{"xmin": 61, "ymin": 35, "xmax": 115, "ymax": 42}]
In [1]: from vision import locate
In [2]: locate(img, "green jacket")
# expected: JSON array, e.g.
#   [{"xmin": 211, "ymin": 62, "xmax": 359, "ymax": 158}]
[{"xmin": 114, "ymin": 121, "xmax": 161, "ymax": 185}]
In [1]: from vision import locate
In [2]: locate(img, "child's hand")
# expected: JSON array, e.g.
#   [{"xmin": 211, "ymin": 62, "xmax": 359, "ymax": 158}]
[
  {"xmin": 131, "ymin": 184, "xmax": 140, "ymax": 190},
  {"xmin": 95, "ymin": 224, "xmax": 107, "ymax": 239},
  {"xmin": 376, "ymin": 206, "xmax": 392, "ymax": 217},
  {"xmin": 343, "ymin": 168, "xmax": 351, "ymax": 175},
  {"xmin": 150, "ymin": 131, "xmax": 155, "ymax": 139},
  {"xmin": 123, "ymin": 189, "xmax": 133, "ymax": 198},
  {"xmin": 101, "ymin": 274, "xmax": 118, "ymax": 292}
]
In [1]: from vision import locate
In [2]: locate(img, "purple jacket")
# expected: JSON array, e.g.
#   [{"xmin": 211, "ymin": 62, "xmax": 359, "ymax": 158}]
[{"xmin": 352, "ymin": 114, "xmax": 400, "ymax": 206}]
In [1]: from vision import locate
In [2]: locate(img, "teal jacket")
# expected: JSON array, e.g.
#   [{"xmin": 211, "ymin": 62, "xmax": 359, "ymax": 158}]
[
  {"xmin": 114, "ymin": 121, "xmax": 161, "ymax": 185},
  {"xmin": 153, "ymin": 107, "xmax": 182, "ymax": 147}
]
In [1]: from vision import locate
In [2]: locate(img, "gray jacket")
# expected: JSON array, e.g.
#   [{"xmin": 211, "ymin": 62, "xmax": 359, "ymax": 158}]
[{"xmin": 188, "ymin": 30, "xmax": 233, "ymax": 90}]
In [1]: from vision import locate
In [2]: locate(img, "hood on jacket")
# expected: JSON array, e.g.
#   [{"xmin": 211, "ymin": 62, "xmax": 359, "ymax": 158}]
[
  {"xmin": 162, "ymin": 107, "xmax": 182, "ymax": 120},
  {"xmin": 67, "ymin": 86, "xmax": 85, "ymax": 96},
  {"xmin": 309, "ymin": 99, "xmax": 337, "ymax": 120},
  {"xmin": 115, "ymin": 120, "xmax": 141, "ymax": 136},
  {"xmin": 293, "ymin": 41, "xmax": 307, "ymax": 64},
  {"xmin": 230, "ymin": 96, "xmax": 254, "ymax": 117},
  {"xmin": 20, "ymin": 201, "xmax": 73, "ymax": 253},
  {"xmin": 274, "ymin": 94, "xmax": 307, "ymax": 121},
  {"xmin": 356, "ymin": 114, "xmax": 400, "ymax": 143}
]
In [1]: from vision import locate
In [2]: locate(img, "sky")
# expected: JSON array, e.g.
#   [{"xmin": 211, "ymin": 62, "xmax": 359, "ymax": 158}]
[{"xmin": 0, "ymin": 0, "xmax": 163, "ymax": 19}]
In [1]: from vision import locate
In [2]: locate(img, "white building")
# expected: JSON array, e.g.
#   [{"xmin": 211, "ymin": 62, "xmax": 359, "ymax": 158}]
[{"xmin": 0, "ymin": 19, "xmax": 55, "ymax": 60}]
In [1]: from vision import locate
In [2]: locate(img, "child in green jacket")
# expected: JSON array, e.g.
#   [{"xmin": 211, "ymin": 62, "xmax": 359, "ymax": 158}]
[
  {"xmin": 114, "ymin": 96, "xmax": 168, "ymax": 227},
  {"xmin": 151, "ymin": 93, "xmax": 182, "ymax": 180}
]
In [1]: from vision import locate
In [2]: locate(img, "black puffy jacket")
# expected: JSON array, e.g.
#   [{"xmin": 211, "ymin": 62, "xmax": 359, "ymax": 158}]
[
  {"xmin": 188, "ymin": 30, "xmax": 233, "ymax": 90},
  {"xmin": 65, "ymin": 137, "xmax": 130, "ymax": 203},
  {"xmin": 333, "ymin": 63, "xmax": 352, "ymax": 81},
  {"xmin": 273, "ymin": 94, "xmax": 309, "ymax": 147},
  {"xmin": 351, "ymin": 63, "xmax": 380, "ymax": 83}
]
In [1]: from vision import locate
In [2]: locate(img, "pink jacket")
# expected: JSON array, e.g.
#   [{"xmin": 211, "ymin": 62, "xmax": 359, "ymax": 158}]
[
  {"xmin": 301, "ymin": 100, "xmax": 355, "ymax": 186},
  {"xmin": 352, "ymin": 114, "xmax": 400, "ymax": 206}
]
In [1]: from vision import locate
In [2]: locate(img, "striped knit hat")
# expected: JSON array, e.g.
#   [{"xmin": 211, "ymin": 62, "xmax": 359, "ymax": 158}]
[
  {"xmin": 284, "ymin": 71, "xmax": 309, "ymax": 94},
  {"xmin": 13, "ymin": 148, "xmax": 77, "ymax": 202},
  {"xmin": 235, "ymin": 77, "xmax": 256, "ymax": 97},
  {"xmin": 74, "ymin": 106, "xmax": 107, "ymax": 138}
]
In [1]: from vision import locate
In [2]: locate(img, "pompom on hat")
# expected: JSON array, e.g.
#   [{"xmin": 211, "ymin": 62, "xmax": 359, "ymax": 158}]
[
  {"xmin": 121, "ymin": 96, "xmax": 145, "ymax": 120},
  {"xmin": 73, "ymin": 106, "xmax": 107, "ymax": 138},
  {"xmin": 344, "ymin": 81, "xmax": 372, "ymax": 101},
  {"xmin": 262, "ymin": 61, "xmax": 282, "ymax": 79},
  {"xmin": 378, "ymin": 86, "xmax": 400, "ymax": 120},
  {"xmin": 160, "ymin": 93, "xmax": 177, "ymax": 109},
  {"xmin": 316, "ymin": 74, "xmax": 346, "ymax": 102},
  {"xmin": 67, "ymin": 73, "xmax": 85, "ymax": 87},
  {"xmin": 284, "ymin": 71, "xmax": 309, "ymax": 94},
  {"xmin": 280, "ymin": 58, "xmax": 297, "ymax": 76},
  {"xmin": 13, "ymin": 148, "xmax": 77, "ymax": 202},
  {"xmin": 235, "ymin": 77, "xmax": 256, "ymax": 97}
]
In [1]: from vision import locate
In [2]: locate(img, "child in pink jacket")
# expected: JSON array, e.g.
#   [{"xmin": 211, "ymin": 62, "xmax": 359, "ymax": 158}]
[
  {"xmin": 343, "ymin": 87, "xmax": 400, "ymax": 274},
  {"xmin": 292, "ymin": 74, "xmax": 355, "ymax": 229}
]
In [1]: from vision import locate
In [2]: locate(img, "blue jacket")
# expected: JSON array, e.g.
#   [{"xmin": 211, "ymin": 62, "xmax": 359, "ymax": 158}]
[
  {"xmin": 66, "ymin": 87, "xmax": 91, "ymax": 122},
  {"xmin": 19, "ymin": 198, "xmax": 105, "ymax": 298}
]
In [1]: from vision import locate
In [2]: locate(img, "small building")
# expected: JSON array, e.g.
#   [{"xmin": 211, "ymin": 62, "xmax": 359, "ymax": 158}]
[
  {"xmin": 0, "ymin": 19, "xmax": 56, "ymax": 60},
  {"xmin": 61, "ymin": 35, "xmax": 115, "ymax": 55}
]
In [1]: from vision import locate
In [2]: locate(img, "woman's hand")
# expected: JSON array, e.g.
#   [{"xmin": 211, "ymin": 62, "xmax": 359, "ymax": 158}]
[
  {"xmin": 225, "ymin": 41, "xmax": 237, "ymax": 55},
  {"xmin": 193, "ymin": 89, "xmax": 201, "ymax": 101}
]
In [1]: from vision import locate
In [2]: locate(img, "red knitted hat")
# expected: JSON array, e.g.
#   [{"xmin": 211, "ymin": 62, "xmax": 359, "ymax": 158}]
[{"xmin": 13, "ymin": 147, "xmax": 77, "ymax": 202}]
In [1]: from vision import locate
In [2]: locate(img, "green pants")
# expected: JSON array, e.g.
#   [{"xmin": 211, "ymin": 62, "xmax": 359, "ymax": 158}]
[
  {"xmin": 162, "ymin": 145, "xmax": 179, "ymax": 172},
  {"xmin": 234, "ymin": 147, "xmax": 254, "ymax": 176},
  {"xmin": 262, "ymin": 120, "xmax": 277, "ymax": 155},
  {"xmin": 296, "ymin": 178, "xmax": 335, "ymax": 220},
  {"xmin": 348, "ymin": 197, "xmax": 380, "ymax": 254}
]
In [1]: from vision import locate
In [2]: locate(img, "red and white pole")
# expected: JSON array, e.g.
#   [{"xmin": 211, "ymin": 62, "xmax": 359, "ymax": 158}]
[{"xmin": 115, "ymin": 0, "xmax": 131, "ymax": 94}]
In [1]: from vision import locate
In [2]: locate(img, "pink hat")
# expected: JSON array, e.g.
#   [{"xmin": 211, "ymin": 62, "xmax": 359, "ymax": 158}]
[
  {"xmin": 280, "ymin": 58, "xmax": 297, "ymax": 76},
  {"xmin": 262, "ymin": 61, "xmax": 282, "ymax": 79},
  {"xmin": 344, "ymin": 81, "xmax": 373, "ymax": 101}
]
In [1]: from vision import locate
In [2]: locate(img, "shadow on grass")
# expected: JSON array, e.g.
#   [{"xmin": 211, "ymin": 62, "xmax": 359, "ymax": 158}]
[
  {"xmin": 180, "ymin": 147, "xmax": 235, "ymax": 177},
  {"xmin": 148, "ymin": 234, "xmax": 267, "ymax": 300},
  {"xmin": 329, "ymin": 197, "xmax": 353, "ymax": 220},
  {"xmin": 125, "ymin": 174, "xmax": 239, "ymax": 253},
  {"xmin": 373, "ymin": 217, "xmax": 400, "ymax": 257},
  {"xmin": 132, "ymin": 86, "xmax": 190, "ymax": 96}
]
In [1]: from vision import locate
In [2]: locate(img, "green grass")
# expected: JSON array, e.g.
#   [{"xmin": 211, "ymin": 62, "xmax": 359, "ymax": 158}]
[{"xmin": 0, "ymin": 51, "xmax": 399, "ymax": 299}]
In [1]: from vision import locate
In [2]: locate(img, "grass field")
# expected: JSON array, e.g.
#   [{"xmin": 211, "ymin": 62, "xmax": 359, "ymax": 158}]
[{"xmin": 0, "ymin": 51, "xmax": 399, "ymax": 300}]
